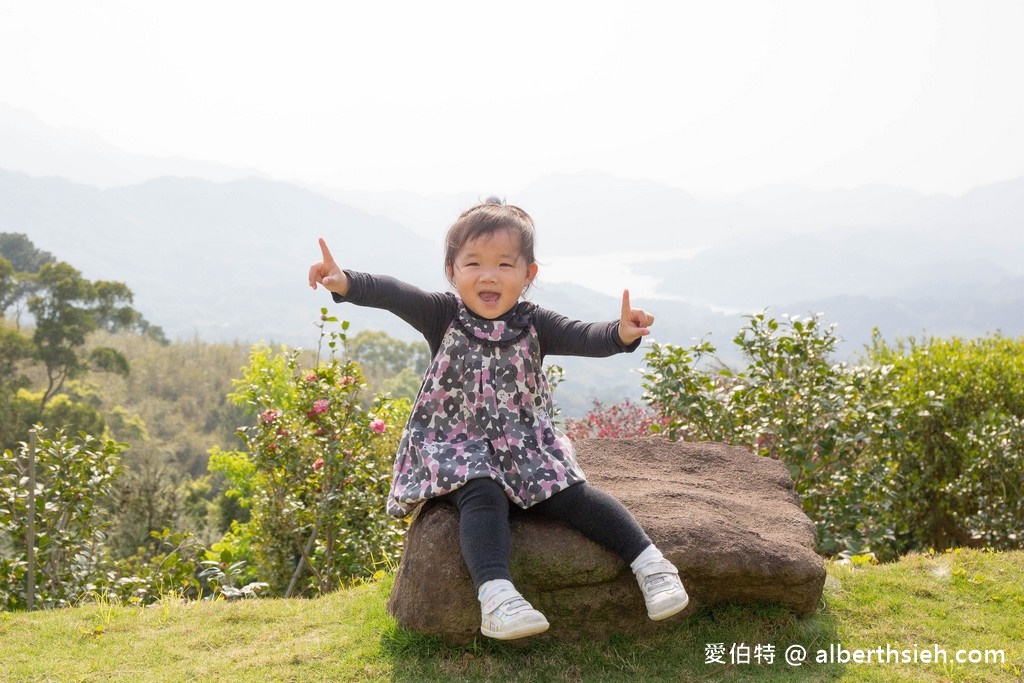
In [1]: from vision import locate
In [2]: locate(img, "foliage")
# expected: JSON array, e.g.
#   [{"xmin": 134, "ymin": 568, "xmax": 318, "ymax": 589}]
[
  {"xmin": 83, "ymin": 331, "xmax": 253, "ymax": 557},
  {"xmin": 0, "ymin": 235, "xmax": 163, "ymax": 450},
  {"xmin": 563, "ymin": 399, "xmax": 667, "ymax": 441},
  {"xmin": 198, "ymin": 545, "xmax": 269, "ymax": 601},
  {"xmin": 0, "ymin": 233, "xmax": 55, "ymax": 322},
  {"xmin": 543, "ymin": 364, "xmax": 565, "ymax": 422},
  {"xmin": 868, "ymin": 333, "xmax": 1024, "ymax": 553},
  {"xmin": 0, "ymin": 428, "xmax": 125, "ymax": 610},
  {"xmin": 0, "ymin": 427, "xmax": 260, "ymax": 610},
  {"xmin": 212, "ymin": 310, "xmax": 410, "ymax": 597},
  {"xmin": 642, "ymin": 312, "xmax": 904, "ymax": 558},
  {"xmin": 0, "ymin": 233, "xmax": 55, "ymax": 275},
  {"xmin": 0, "ymin": 325, "xmax": 36, "ymax": 444},
  {"xmin": 101, "ymin": 526, "xmax": 210, "ymax": 605},
  {"xmin": 348, "ymin": 329, "xmax": 430, "ymax": 403}
]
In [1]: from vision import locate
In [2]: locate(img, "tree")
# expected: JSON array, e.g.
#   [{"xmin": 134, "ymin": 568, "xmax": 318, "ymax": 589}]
[
  {"xmin": 0, "ymin": 234, "xmax": 55, "ymax": 326},
  {"xmin": 348, "ymin": 329, "xmax": 429, "ymax": 402},
  {"xmin": 0, "ymin": 324, "xmax": 34, "ymax": 445},
  {"xmin": 0, "ymin": 234, "xmax": 163, "ymax": 447},
  {"xmin": 0, "ymin": 233, "xmax": 55, "ymax": 273},
  {"xmin": 0, "ymin": 258, "xmax": 17, "ymax": 316}
]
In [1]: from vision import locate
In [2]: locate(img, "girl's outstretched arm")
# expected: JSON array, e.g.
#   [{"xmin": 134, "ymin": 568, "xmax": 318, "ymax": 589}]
[
  {"xmin": 618, "ymin": 289, "xmax": 655, "ymax": 346},
  {"xmin": 308, "ymin": 237, "xmax": 350, "ymax": 296}
]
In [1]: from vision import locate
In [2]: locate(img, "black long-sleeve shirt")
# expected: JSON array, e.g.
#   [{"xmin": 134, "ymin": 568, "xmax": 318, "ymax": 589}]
[{"xmin": 333, "ymin": 271, "xmax": 639, "ymax": 360}]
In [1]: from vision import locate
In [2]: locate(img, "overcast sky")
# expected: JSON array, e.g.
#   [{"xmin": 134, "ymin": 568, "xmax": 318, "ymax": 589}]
[{"xmin": 2, "ymin": 0, "xmax": 1023, "ymax": 198}]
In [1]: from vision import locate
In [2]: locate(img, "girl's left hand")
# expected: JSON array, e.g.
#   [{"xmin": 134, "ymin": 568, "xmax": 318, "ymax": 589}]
[{"xmin": 619, "ymin": 289, "xmax": 655, "ymax": 346}]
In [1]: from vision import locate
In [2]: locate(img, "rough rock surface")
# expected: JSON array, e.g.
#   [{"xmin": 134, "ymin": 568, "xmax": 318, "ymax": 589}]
[{"xmin": 386, "ymin": 438, "xmax": 825, "ymax": 642}]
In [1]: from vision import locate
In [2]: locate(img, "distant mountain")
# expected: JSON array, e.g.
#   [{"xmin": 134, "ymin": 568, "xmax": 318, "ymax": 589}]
[
  {"xmin": 0, "ymin": 103, "xmax": 262, "ymax": 187},
  {"xmin": 648, "ymin": 229, "xmax": 1023, "ymax": 308},
  {"xmin": 0, "ymin": 170, "xmax": 444, "ymax": 345},
  {"xmin": 324, "ymin": 171, "xmax": 744, "ymax": 256}
]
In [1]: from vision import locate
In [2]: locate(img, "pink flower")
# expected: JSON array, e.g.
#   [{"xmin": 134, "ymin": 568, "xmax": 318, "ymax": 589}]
[
  {"xmin": 305, "ymin": 373, "xmax": 318, "ymax": 382},
  {"xmin": 370, "ymin": 418, "xmax": 386, "ymax": 434},
  {"xmin": 339, "ymin": 375, "xmax": 355, "ymax": 386},
  {"xmin": 307, "ymin": 399, "xmax": 330, "ymax": 419},
  {"xmin": 313, "ymin": 458, "xmax": 325, "ymax": 472},
  {"xmin": 259, "ymin": 409, "xmax": 280, "ymax": 424}
]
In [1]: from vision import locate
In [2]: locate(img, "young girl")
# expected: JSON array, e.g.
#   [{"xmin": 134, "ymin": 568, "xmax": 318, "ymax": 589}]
[{"xmin": 308, "ymin": 198, "xmax": 688, "ymax": 640}]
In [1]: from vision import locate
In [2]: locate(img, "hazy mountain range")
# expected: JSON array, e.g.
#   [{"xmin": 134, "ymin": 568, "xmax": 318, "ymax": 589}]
[{"xmin": 3, "ymin": 103, "xmax": 1024, "ymax": 415}]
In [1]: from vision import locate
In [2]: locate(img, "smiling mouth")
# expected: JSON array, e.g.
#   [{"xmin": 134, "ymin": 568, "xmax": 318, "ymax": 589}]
[{"xmin": 479, "ymin": 292, "xmax": 501, "ymax": 304}]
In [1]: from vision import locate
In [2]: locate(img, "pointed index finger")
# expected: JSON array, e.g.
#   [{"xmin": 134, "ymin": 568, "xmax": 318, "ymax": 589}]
[
  {"xmin": 621, "ymin": 289, "xmax": 631, "ymax": 320},
  {"xmin": 318, "ymin": 237, "xmax": 335, "ymax": 265}
]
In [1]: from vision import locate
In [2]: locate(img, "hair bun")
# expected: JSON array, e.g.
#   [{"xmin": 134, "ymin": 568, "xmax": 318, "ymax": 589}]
[{"xmin": 483, "ymin": 195, "xmax": 505, "ymax": 205}]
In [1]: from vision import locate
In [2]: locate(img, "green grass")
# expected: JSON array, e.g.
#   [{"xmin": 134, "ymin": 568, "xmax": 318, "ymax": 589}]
[{"xmin": 1, "ymin": 549, "xmax": 1022, "ymax": 682}]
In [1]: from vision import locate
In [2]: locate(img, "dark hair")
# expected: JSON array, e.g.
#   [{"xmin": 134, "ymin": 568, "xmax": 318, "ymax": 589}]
[{"xmin": 444, "ymin": 197, "xmax": 537, "ymax": 286}]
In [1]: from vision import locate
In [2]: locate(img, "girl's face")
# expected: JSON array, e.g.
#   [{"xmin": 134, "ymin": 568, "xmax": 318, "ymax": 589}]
[{"xmin": 447, "ymin": 230, "xmax": 538, "ymax": 319}]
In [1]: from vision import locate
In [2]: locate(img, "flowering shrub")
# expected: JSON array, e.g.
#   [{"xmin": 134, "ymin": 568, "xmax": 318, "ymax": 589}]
[
  {"xmin": 564, "ymin": 399, "xmax": 668, "ymax": 441},
  {"xmin": 210, "ymin": 311, "xmax": 410, "ymax": 597}
]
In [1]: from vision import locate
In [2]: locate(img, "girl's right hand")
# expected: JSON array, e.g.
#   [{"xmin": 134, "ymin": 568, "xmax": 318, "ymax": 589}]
[{"xmin": 308, "ymin": 237, "xmax": 350, "ymax": 295}]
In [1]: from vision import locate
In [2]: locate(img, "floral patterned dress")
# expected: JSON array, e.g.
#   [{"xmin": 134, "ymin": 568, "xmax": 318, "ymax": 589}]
[{"xmin": 387, "ymin": 301, "xmax": 585, "ymax": 517}]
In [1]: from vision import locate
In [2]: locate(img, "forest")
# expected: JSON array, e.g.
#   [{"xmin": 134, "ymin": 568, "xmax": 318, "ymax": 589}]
[{"xmin": 3, "ymin": 232, "xmax": 1024, "ymax": 612}]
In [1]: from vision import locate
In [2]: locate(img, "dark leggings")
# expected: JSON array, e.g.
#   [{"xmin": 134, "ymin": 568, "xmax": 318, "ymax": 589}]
[{"xmin": 440, "ymin": 478, "xmax": 652, "ymax": 591}]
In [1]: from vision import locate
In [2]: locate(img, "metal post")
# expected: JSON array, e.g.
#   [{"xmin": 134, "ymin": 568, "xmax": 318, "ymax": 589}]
[{"xmin": 26, "ymin": 429, "xmax": 36, "ymax": 611}]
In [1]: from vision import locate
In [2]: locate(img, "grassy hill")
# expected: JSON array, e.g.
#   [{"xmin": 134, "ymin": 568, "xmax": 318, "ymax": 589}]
[{"xmin": 1, "ymin": 549, "xmax": 1021, "ymax": 682}]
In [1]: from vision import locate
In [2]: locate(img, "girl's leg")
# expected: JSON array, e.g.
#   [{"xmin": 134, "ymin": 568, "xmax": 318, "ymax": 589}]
[
  {"xmin": 442, "ymin": 477, "xmax": 514, "ymax": 589},
  {"xmin": 440, "ymin": 478, "xmax": 549, "ymax": 639},
  {"xmin": 530, "ymin": 481, "xmax": 652, "ymax": 563},
  {"xmin": 532, "ymin": 482, "xmax": 689, "ymax": 620}
]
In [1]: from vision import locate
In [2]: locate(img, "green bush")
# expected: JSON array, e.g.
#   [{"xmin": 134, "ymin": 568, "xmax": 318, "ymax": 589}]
[
  {"xmin": 0, "ymin": 429, "xmax": 241, "ymax": 609},
  {"xmin": 212, "ymin": 311, "xmax": 410, "ymax": 597},
  {"xmin": 102, "ymin": 526, "xmax": 209, "ymax": 604},
  {"xmin": 643, "ymin": 314, "xmax": 1024, "ymax": 560},
  {"xmin": 868, "ymin": 334, "xmax": 1024, "ymax": 552},
  {"xmin": 0, "ymin": 429, "xmax": 125, "ymax": 609},
  {"xmin": 642, "ymin": 312, "xmax": 903, "ymax": 558}
]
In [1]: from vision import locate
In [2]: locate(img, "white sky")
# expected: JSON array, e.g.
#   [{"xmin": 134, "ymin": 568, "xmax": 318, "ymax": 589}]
[{"xmin": 2, "ymin": 0, "xmax": 1023, "ymax": 197}]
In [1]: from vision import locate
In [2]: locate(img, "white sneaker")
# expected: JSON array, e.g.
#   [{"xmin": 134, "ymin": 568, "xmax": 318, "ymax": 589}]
[
  {"xmin": 480, "ymin": 591, "xmax": 550, "ymax": 640},
  {"xmin": 636, "ymin": 559, "xmax": 689, "ymax": 620}
]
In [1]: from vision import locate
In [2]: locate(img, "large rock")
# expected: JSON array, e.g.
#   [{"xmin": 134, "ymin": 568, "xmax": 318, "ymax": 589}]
[{"xmin": 386, "ymin": 438, "xmax": 825, "ymax": 642}]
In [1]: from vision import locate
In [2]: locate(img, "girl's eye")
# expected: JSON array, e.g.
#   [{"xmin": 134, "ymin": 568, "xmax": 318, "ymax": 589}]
[{"xmin": 500, "ymin": 263, "xmax": 514, "ymax": 268}]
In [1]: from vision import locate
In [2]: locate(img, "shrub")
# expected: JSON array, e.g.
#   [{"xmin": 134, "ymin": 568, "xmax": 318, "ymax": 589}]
[
  {"xmin": 642, "ymin": 312, "xmax": 903, "ymax": 558},
  {"xmin": 101, "ymin": 526, "xmax": 208, "ymax": 604},
  {"xmin": 0, "ymin": 429, "xmax": 125, "ymax": 609},
  {"xmin": 564, "ymin": 399, "xmax": 667, "ymax": 441},
  {"xmin": 212, "ymin": 311, "xmax": 410, "ymax": 597},
  {"xmin": 868, "ymin": 334, "xmax": 1024, "ymax": 552}
]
